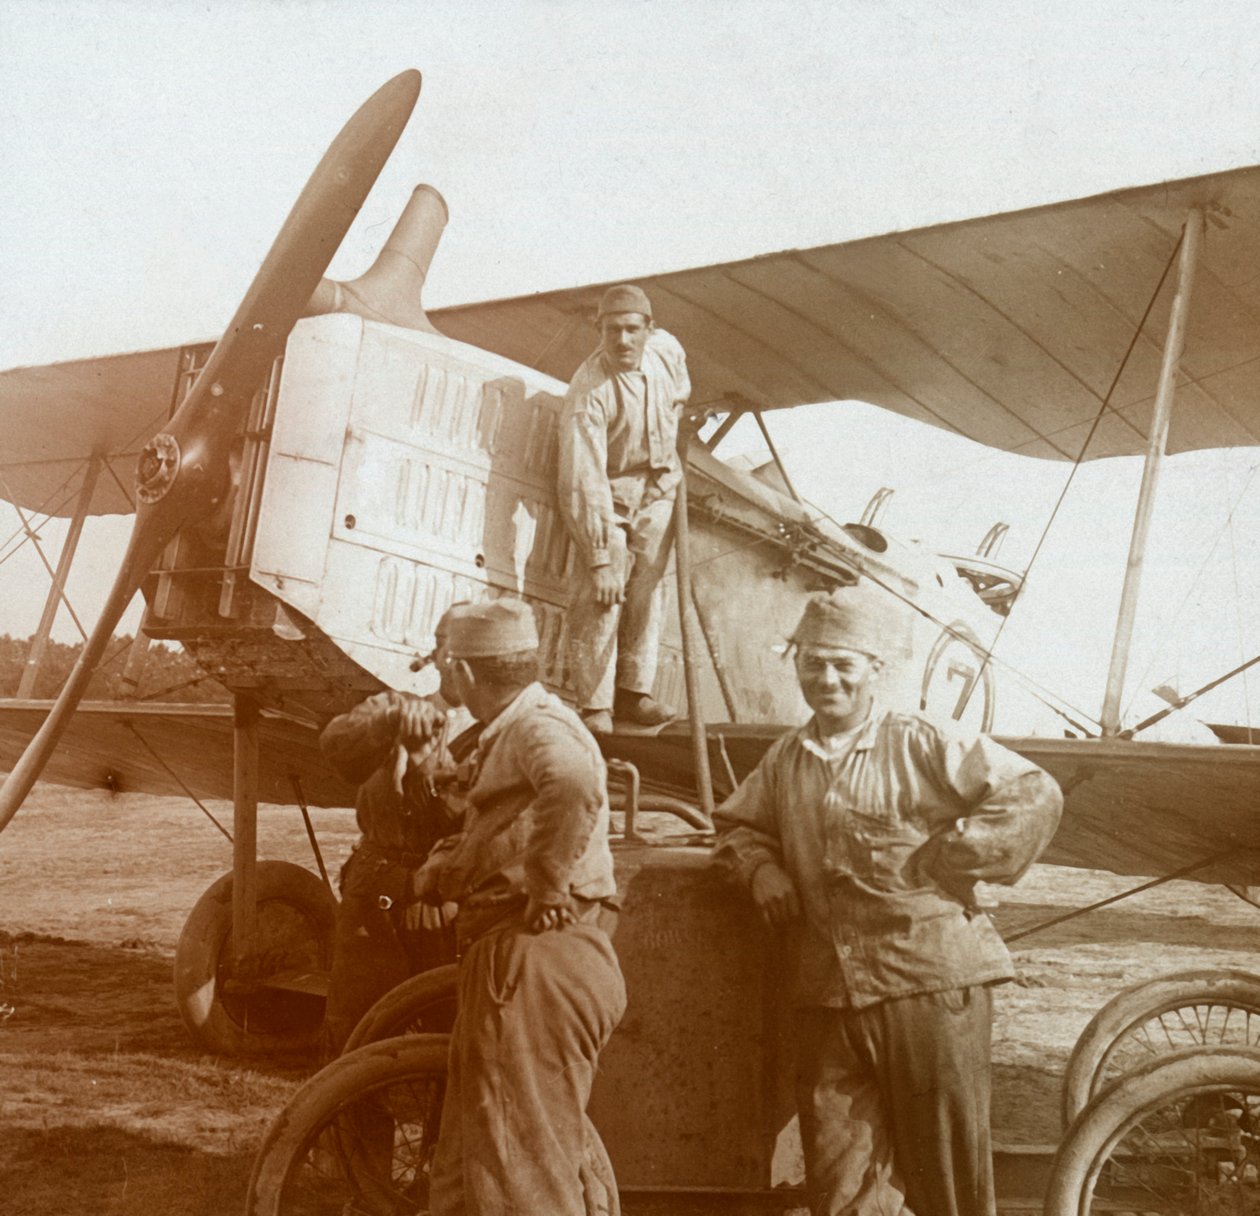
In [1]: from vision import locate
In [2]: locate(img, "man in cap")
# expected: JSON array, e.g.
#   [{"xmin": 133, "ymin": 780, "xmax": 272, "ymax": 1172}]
[
  {"xmin": 712, "ymin": 580, "xmax": 1062, "ymax": 1216},
  {"xmin": 318, "ymin": 605, "xmax": 476, "ymax": 1055},
  {"xmin": 413, "ymin": 597, "xmax": 625, "ymax": 1216},
  {"xmin": 558, "ymin": 283, "xmax": 691, "ymax": 733}
]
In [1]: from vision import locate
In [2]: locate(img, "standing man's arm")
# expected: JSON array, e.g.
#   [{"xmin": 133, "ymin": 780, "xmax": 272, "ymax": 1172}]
[
  {"xmin": 514, "ymin": 716, "xmax": 608, "ymax": 931},
  {"xmin": 557, "ymin": 376, "xmax": 622, "ymax": 606},
  {"xmin": 712, "ymin": 753, "xmax": 801, "ymax": 927},
  {"xmin": 918, "ymin": 727, "xmax": 1063, "ymax": 899},
  {"xmin": 652, "ymin": 328, "xmax": 692, "ymax": 410}
]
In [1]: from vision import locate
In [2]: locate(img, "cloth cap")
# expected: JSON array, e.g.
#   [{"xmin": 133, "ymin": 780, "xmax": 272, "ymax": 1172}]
[
  {"xmin": 790, "ymin": 581, "xmax": 900, "ymax": 658},
  {"xmin": 597, "ymin": 284, "xmax": 653, "ymax": 319},
  {"xmin": 433, "ymin": 600, "xmax": 470, "ymax": 645},
  {"xmin": 444, "ymin": 598, "xmax": 539, "ymax": 659}
]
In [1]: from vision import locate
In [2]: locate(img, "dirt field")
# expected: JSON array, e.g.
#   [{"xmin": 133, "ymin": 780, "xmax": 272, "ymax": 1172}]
[{"xmin": 1, "ymin": 784, "xmax": 1258, "ymax": 1214}]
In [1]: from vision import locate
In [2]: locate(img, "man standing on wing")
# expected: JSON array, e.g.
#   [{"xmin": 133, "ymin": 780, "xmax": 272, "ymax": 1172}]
[
  {"xmin": 712, "ymin": 581, "xmax": 1062, "ymax": 1216},
  {"xmin": 318, "ymin": 606, "xmax": 475, "ymax": 1055},
  {"xmin": 558, "ymin": 283, "xmax": 691, "ymax": 734},
  {"xmin": 414, "ymin": 597, "xmax": 625, "ymax": 1216}
]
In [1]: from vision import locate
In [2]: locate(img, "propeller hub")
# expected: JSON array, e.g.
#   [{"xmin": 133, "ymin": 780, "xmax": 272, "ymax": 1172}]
[{"xmin": 137, "ymin": 433, "xmax": 181, "ymax": 504}]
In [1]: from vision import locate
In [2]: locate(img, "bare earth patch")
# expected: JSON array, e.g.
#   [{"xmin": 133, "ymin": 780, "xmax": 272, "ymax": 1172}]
[
  {"xmin": 1, "ymin": 784, "xmax": 1257, "ymax": 1213},
  {"xmin": 0, "ymin": 787, "xmax": 358, "ymax": 1215}
]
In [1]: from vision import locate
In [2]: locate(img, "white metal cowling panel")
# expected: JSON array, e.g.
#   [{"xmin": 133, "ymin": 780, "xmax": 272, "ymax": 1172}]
[
  {"xmin": 252, "ymin": 313, "xmax": 578, "ymax": 697},
  {"xmin": 250, "ymin": 314, "xmax": 1020, "ymax": 729}
]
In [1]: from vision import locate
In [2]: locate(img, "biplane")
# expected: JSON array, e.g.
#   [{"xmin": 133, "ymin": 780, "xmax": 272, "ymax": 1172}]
[{"xmin": 2, "ymin": 66, "xmax": 1260, "ymax": 1121}]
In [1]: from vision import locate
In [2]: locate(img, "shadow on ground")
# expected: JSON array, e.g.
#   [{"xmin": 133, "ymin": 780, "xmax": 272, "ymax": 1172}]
[{"xmin": 0, "ymin": 1124, "xmax": 253, "ymax": 1216}]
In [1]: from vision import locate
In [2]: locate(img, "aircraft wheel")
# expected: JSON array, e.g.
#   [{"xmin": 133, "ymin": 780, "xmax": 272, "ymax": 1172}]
[
  {"xmin": 343, "ymin": 964, "xmax": 458, "ymax": 1054},
  {"xmin": 1062, "ymin": 969, "xmax": 1260, "ymax": 1129},
  {"xmin": 1045, "ymin": 1045, "xmax": 1260, "ymax": 1215},
  {"xmin": 174, "ymin": 860, "xmax": 337, "ymax": 1057},
  {"xmin": 246, "ymin": 1033, "xmax": 449, "ymax": 1216}
]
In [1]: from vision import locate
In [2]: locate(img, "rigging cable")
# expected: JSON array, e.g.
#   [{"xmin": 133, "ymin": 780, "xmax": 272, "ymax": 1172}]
[
  {"xmin": 687, "ymin": 490, "xmax": 1102, "ymax": 732},
  {"xmin": 962, "ymin": 226, "xmax": 1188, "ymax": 723},
  {"xmin": 0, "ymin": 398, "xmax": 167, "ymax": 566},
  {"xmin": 1121, "ymin": 454, "xmax": 1260, "ymax": 724},
  {"xmin": 0, "ymin": 468, "xmax": 85, "ymax": 568}
]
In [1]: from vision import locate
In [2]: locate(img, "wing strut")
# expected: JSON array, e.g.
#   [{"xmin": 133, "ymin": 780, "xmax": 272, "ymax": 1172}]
[
  {"xmin": 14, "ymin": 455, "xmax": 101, "ymax": 697},
  {"xmin": 751, "ymin": 411, "xmax": 803, "ymax": 504},
  {"xmin": 675, "ymin": 425, "xmax": 716, "ymax": 822},
  {"xmin": 1100, "ymin": 209, "xmax": 1204, "ymax": 735}
]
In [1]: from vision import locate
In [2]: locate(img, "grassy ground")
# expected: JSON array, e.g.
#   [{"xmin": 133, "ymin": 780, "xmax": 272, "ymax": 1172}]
[{"xmin": 2, "ymin": 784, "xmax": 1259, "ymax": 1213}]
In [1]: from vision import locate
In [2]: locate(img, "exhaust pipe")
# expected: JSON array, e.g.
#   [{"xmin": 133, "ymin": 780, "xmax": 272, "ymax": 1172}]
[{"xmin": 304, "ymin": 183, "xmax": 447, "ymax": 333}]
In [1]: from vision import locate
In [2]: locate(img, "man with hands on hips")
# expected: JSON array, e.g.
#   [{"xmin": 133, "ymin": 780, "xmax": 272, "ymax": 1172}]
[
  {"xmin": 411, "ymin": 597, "xmax": 625, "ymax": 1216},
  {"xmin": 713, "ymin": 580, "xmax": 1062, "ymax": 1216}
]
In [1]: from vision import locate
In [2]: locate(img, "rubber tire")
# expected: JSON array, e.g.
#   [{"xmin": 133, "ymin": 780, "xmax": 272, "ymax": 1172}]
[
  {"xmin": 1045, "ymin": 1044, "xmax": 1260, "ymax": 1216},
  {"xmin": 247, "ymin": 1033, "xmax": 450, "ymax": 1216},
  {"xmin": 1061, "ymin": 968, "xmax": 1260, "ymax": 1129},
  {"xmin": 174, "ymin": 859, "xmax": 337, "ymax": 1057},
  {"xmin": 343, "ymin": 964, "xmax": 459, "ymax": 1054}
]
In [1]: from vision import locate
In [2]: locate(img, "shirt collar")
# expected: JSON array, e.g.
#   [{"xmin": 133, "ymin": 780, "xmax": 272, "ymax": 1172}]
[
  {"xmin": 476, "ymin": 681, "xmax": 547, "ymax": 750},
  {"xmin": 798, "ymin": 708, "xmax": 884, "ymax": 761}
]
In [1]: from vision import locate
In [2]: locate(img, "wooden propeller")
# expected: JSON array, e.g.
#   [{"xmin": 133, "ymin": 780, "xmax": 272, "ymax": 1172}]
[{"xmin": 0, "ymin": 70, "xmax": 423, "ymax": 831}]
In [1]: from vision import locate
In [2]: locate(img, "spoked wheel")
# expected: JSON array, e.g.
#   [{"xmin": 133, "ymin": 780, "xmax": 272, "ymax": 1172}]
[
  {"xmin": 343, "ymin": 965, "xmax": 458, "ymax": 1054},
  {"xmin": 1062, "ymin": 970, "xmax": 1260, "ymax": 1129},
  {"xmin": 174, "ymin": 860, "xmax": 337, "ymax": 1056},
  {"xmin": 247, "ymin": 1034, "xmax": 449, "ymax": 1216},
  {"xmin": 1046, "ymin": 1045, "xmax": 1260, "ymax": 1215}
]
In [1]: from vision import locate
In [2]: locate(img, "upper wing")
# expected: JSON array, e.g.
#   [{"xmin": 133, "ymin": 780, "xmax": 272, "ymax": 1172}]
[
  {"xmin": 0, "ymin": 700, "xmax": 354, "ymax": 808},
  {"xmin": 4, "ymin": 163, "xmax": 1259, "ymax": 517},
  {"xmin": 434, "ymin": 164, "xmax": 1260, "ymax": 462},
  {"xmin": 0, "ymin": 346, "xmax": 187, "ymax": 516}
]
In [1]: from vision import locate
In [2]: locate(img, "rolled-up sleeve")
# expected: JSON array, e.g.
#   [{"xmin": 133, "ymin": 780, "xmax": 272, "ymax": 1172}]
[
  {"xmin": 712, "ymin": 745, "xmax": 786, "ymax": 889},
  {"xmin": 320, "ymin": 691, "xmax": 407, "ymax": 785},
  {"xmin": 929, "ymin": 730, "xmax": 1063, "ymax": 888}
]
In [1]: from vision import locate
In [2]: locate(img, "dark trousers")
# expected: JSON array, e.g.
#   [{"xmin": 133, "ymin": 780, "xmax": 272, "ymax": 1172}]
[
  {"xmin": 322, "ymin": 846, "xmax": 456, "ymax": 1055},
  {"xmin": 795, "ymin": 986, "xmax": 995, "ymax": 1216}
]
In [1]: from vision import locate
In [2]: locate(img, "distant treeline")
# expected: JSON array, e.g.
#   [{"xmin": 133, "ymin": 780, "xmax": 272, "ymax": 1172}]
[{"xmin": 0, "ymin": 635, "xmax": 230, "ymax": 703}]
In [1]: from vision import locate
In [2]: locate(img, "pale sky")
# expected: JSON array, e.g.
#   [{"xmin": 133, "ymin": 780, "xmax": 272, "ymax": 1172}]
[{"xmin": 2, "ymin": 0, "xmax": 1260, "ymax": 732}]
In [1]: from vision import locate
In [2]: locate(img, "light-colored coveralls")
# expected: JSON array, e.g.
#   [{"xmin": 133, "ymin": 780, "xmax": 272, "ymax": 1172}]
[
  {"xmin": 558, "ymin": 329, "xmax": 691, "ymax": 712},
  {"xmin": 318, "ymin": 689, "xmax": 474, "ymax": 1054},
  {"xmin": 426, "ymin": 681, "xmax": 626, "ymax": 1216},
  {"xmin": 713, "ymin": 710, "xmax": 1062, "ymax": 1216}
]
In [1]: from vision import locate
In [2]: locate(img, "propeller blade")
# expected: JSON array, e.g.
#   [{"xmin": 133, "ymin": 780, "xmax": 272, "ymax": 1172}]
[
  {"xmin": 0, "ymin": 526, "xmax": 166, "ymax": 829},
  {"xmin": 0, "ymin": 70, "xmax": 422, "ymax": 831}
]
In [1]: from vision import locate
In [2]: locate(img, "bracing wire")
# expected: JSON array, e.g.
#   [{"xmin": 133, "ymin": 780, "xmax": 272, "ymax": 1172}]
[
  {"xmin": 700, "ymin": 233, "xmax": 1188, "ymax": 732},
  {"xmin": 0, "ymin": 398, "xmax": 166, "ymax": 566},
  {"xmin": 689, "ymin": 487, "xmax": 1102, "ymax": 730},
  {"xmin": 1121, "ymin": 455, "xmax": 1260, "ymax": 722},
  {"xmin": 795, "ymin": 498, "xmax": 1102, "ymax": 734},
  {"xmin": 961, "ymin": 227, "xmax": 1187, "ymax": 711},
  {"xmin": 0, "ymin": 469, "xmax": 86, "ymax": 568}
]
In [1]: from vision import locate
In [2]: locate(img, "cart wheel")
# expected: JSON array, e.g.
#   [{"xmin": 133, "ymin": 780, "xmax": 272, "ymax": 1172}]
[
  {"xmin": 247, "ymin": 1033, "xmax": 449, "ymax": 1216},
  {"xmin": 174, "ymin": 860, "xmax": 336, "ymax": 1057},
  {"xmin": 1045, "ymin": 1045, "xmax": 1260, "ymax": 1215},
  {"xmin": 1062, "ymin": 969, "xmax": 1260, "ymax": 1129},
  {"xmin": 343, "ymin": 965, "xmax": 459, "ymax": 1054}
]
